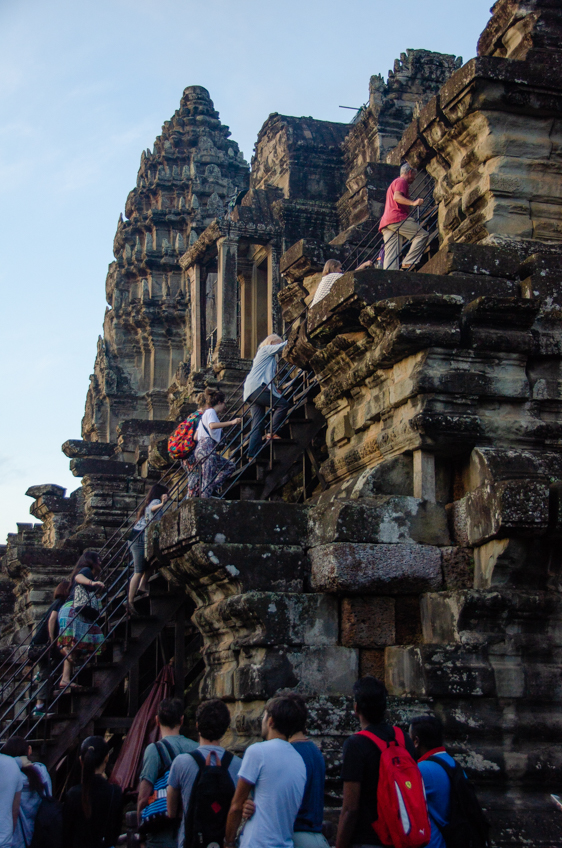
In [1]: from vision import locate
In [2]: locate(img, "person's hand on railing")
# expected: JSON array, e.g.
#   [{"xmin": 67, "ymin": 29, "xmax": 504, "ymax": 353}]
[{"xmin": 92, "ymin": 581, "xmax": 105, "ymax": 591}]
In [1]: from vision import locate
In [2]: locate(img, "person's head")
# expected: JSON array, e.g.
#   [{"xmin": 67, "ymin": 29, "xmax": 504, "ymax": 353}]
[
  {"xmin": 196, "ymin": 391, "xmax": 208, "ymax": 412},
  {"xmin": 157, "ymin": 697, "xmax": 184, "ymax": 732},
  {"xmin": 54, "ymin": 579, "xmax": 71, "ymax": 601},
  {"xmin": 80, "ymin": 736, "xmax": 110, "ymax": 818},
  {"xmin": 136, "ymin": 483, "xmax": 169, "ymax": 521},
  {"xmin": 353, "ymin": 676, "xmax": 387, "ymax": 725},
  {"xmin": 400, "ymin": 162, "xmax": 417, "ymax": 184},
  {"xmin": 409, "ymin": 714, "xmax": 444, "ymax": 759},
  {"xmin": 284, "ymin": 693, "xmax": 307, "ymax": 736},
  {"xmin": 262, "ymin": 696, "xmax": 304, "ymax": 741},
  {"xmin": 196, "ymin": 699, "xmax": 231, "ymax": 743},
  {"xmin": 1, "ymin": 736, "xmax": 44, "ymax": 793},
  {"xmin": 258, "ymin": 334, "xmax": 283, "ymax": 349},
  {"xmin": 69, "ymin": 551, "xmax": 102, "ymax": 584},
  {"xmin": 206, "ymin": 389, "xmax": 226, "ymax": 415},
  {"xmin": 322, "ymin": 259, "xmax": 342, "ymax": 276}
]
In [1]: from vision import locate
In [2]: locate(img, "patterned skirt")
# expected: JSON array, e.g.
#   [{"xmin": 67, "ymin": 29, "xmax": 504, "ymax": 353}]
[{"xmin": 57, "ymin": 600, "xmax": 104, "ymax": 660}]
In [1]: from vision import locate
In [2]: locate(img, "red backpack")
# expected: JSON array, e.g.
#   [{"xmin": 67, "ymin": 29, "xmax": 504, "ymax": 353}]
[
  {"xmin": 357, "ymin": 728, "xmax": 430, "ymax": 848},
  {"xmin": 168, "ymin": 411, "xmax": 202, "ymax": 460}
]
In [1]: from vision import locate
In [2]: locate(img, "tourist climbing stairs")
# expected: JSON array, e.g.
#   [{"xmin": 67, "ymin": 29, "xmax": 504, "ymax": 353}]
[{"xmin": 0, "ymin": 503, "xmax": 204, "ymax": 773}]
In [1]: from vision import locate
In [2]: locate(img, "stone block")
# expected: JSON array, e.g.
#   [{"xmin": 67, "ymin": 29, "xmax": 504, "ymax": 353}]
[
  {"xmin": 395, "ymin": 596, "xmax": 423, "ymax": 645},
  {"xmin": 166, "ymin": 542, "xmax": 306, "ymax": 603},
  {"xmin": 217, "ymin": 646, "xmax": 359, "ymax": 701},
  {"xmin": 70, "ymin": 458, "xmax": 136, "ymax": 478},
  {"xmin": 25, "ymin": 484, "xmax": 66, "ymax": 499},
  {"xmin": 452, "ymin": 480, "xmax": 549, "ymax": 547},
  {"xmin": 360, "ymin": 649, "xmax": 386, "ymax": 679},
  {"xmin": 117, "ymin": 419, "xmax": 176, "ymax": 436},
  {"xmin": 310, "ymin": 543, "xmax": 443, "ymax": 594},
  {"xmin": 441, "ymin": 547, "xmax": 474, "ymax": 590},
  {"xmin": 194, "ymin": 592, "xmax": 339, "ymax": 648},
  {"xmin": 62, "ymin": 440, "xmax": 117, "ymax": 458},
  {"xmin": 467, "ymin": 447, "xmax": 562, "ymax": 490},
  {"xmin": 420, "ymin": 242, "xmax": 521, "ymax": 279},
  {"xmin": 341, "ymin": 597, "xmax": 395, "ymax": 647},
  {"xmin": 308, "ymin": 498, "xmax": 450, "ymax": 548},
  {"xmin": 386, "ymin": 644, "xmax": 495, "ymax": 698},
  {"xmin": 164, "ymin": 498, "xmax": 308, "ymax": 550}
]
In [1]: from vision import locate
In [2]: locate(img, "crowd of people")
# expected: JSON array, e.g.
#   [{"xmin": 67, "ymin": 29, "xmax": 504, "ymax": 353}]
[{"xmin": 0, "ymin": 674, "xmax": 489, "ymax": 848}]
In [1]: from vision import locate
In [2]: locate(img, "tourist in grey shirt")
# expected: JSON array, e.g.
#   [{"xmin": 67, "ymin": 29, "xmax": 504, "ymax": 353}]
[
  {"xmin": 137, "ymin": 698, "xmax": 197, "ymax": 848},
  {"xmin": 243, "ymin": 335, "xmax": 288, "ymax": 458},
  {"xmin": 167, "ymin": 699, "xmax": 242, "ymax": 848}
]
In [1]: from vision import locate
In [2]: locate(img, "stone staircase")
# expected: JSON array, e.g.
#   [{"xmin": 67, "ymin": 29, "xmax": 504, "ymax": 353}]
[{"xmin": 0, "ymin": 578, "xmax": 203, "ymax": 772}]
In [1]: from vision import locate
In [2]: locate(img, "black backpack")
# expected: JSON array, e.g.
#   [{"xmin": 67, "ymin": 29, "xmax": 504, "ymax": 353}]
[
  {"xmin": 428, "ymin": 756, "xmax": 490, "ymax": 848},
  {"xmin": 29, "ymin": 794, "xmax": 63, "ymax": 848},
  {"xmin": 184, "ymin": 749, "xmax": 235, "ymax": 848}
]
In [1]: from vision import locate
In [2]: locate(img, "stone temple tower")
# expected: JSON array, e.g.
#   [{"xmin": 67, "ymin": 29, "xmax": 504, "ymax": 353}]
[{"xmin": 82, "ymin": 86, "xmax": 249, "ymax": 442}]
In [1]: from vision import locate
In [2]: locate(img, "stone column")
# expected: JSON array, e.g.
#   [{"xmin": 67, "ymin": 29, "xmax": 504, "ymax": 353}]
[
  {"xmin": 188, "ymin": 264, "xmax": 202, "ymax": 373},
  {"xmin": 413, "ymin": 450, "xmax": 436, "ymax": 502},
  {"xmin": 268, "ymin": 244, "xmax": 282, "ymax": 336},
  {"xmin": 214, "ymin": 235, "xmax": 240, "ymax": 369}
]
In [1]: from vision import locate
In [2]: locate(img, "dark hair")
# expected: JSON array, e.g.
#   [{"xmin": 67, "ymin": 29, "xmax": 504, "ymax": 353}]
[
  {"xmin": 410, "ymin": 714, "xmax": 444, "ymax": 750},
  {"xmin": 1, "ymin": 737, "xmax": 44, "ymax": 793},
  {"xmin": 157, "ymin": 697, "xmax": 184, "ymax": 729},
  {"xmin": 206, "ymin": 389, "xmax": 225, "ymax": 408},
  {"xmin": 54, "ymin": 580, "xmax": 71, "ymax": 601},
  {"xmin": 196, "ymin": 699, "xmax": 231, "ymax": 741},
  {"xmin": 353, "ymin": 676, "xmax": 387, "ymax": 724},
  {"xmin": 69, "ymin": 551, "xmax": 101, "ymax": 586},
  {"xmin": 284, "ymin": 693, "xmax": 307, "ymax": 734},
  {"xmin": 80, "ymin": 736, "xmax": 109, "ymax": 818},
  {"xmin": 135, "ymin": 483, "xmax": 169, "ymax": 522},
  {"xmin": 265, "ymin": 696, "xmax": 305, "ymax": 739}
]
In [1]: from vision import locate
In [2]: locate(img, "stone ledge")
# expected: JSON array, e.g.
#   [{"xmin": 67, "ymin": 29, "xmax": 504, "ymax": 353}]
[
  {"xmin": 308, "ymin": 497, "xmax": 450, "ymax": 547},
  {"xmin": 310, "ymin": 543, "xmax": 443, "ymax": 594}
]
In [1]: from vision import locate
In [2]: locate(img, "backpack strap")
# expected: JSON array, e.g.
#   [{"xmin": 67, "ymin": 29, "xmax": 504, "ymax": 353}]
[
  {"xmin": 160, "ymin": 738, "xmax": 178, "ymax": 763},
  {"xmin": 187, "ymin": 749, "xmax": 206, "ymax": 770},
  {"xmin": 357, "ymin": 727, "xmax": 405, "ymax": 751},
  {"xmin": 154, "ymin": 739, "xmax": 176, "ymax": 778},
  {"xmin": 426, "ymin": 754, "xmax": 458, "ymax": 780},
  {"xmin": 221, "ymin": 750, "xmax": 234, "ymax": 770}
]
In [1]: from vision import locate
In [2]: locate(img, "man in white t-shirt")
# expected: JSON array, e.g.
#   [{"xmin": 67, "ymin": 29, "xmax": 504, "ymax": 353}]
[
  {"xmin": 225, "ymin": 695, "xmax": 307, "ymax": 848},
  {"xmin": 0, "ymin": 752, "xmax": 24, "ymax": 848}
]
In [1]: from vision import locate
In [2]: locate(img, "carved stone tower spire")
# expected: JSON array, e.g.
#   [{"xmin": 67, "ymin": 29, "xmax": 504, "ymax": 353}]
[{"xmin": 82, "ymin": 86, "xmax": 249, "ymax": 442}]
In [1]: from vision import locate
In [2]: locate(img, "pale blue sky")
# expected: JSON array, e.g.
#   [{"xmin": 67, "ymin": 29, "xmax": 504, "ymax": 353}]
[{"xmin": 0, "ymin": 0, "xmax": 493, "ymax": 542}]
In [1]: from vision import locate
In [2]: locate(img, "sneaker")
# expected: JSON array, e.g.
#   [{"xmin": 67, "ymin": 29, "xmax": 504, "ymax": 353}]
[{"xmin": 31, "ymin": 709, "xmax": 56, "ymax": 719}]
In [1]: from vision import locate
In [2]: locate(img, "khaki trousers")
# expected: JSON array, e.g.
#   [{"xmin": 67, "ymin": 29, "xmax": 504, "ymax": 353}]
[{"xmin": 382, "ymin": 218, "xmax": 429, "ymax": 271}]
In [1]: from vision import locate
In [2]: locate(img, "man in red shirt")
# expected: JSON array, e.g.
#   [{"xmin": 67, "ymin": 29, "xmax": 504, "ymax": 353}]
[{"xmin": 379, "ymin": 163, "xmax": 429, "ymax": 271}]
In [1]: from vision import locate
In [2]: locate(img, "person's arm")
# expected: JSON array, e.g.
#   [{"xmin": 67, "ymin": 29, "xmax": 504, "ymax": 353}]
[
  {"xmin": 336, "ymin": 781, "xmax": 361, "ymax": 848},
  {"xmin": 12, "ymin": 790, "xmax": 21, "ymax": 832},
  {"xmin": 148, "ymin": 495, "xmax": 168, "ymax": 513},
  {"xmin": 224, "ymin": 778, "xmax": 254, "ymax": 847},
  {"xmin": 48, "ymin": 610, "xmax": 58, "ymax": 642},
  {"xmin": 75, "ymin": 572, "xmax": 104, "ymax": 590},
  {"xmin": 394, "ymin": 190, "xmax": 423, "ymax": 207},
  {"xmin": 137, "ymin": 778, "xmax": 153, "ymax": 823},
  {"xmin": 355, "ymin": 260, "xmax": 373, "ymax": 270},
  {"xmin": 208, "ymin": 418, "xmax": 241, "ymax": 430},
  {"xmin": 167, "ymin": 785, "xmax": 181, "ymax": 819}
]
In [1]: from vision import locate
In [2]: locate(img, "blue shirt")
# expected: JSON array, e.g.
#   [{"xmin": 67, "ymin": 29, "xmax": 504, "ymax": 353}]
[
  {"xmin": 243, "ymin": 342, "xmax": 287, "ymax": 400},
  {"xmin": 292, "ymin": 740, "xmax": 325, "ymax": 833},
  {"xmin": 418, "ymin": 751, "xmax": 456, "ymax": 848}
]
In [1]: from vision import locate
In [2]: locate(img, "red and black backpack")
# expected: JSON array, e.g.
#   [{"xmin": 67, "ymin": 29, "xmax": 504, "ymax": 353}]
[{"xmin": 357, "ymin": 727, "xmax": 431, "ymax": 848}]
